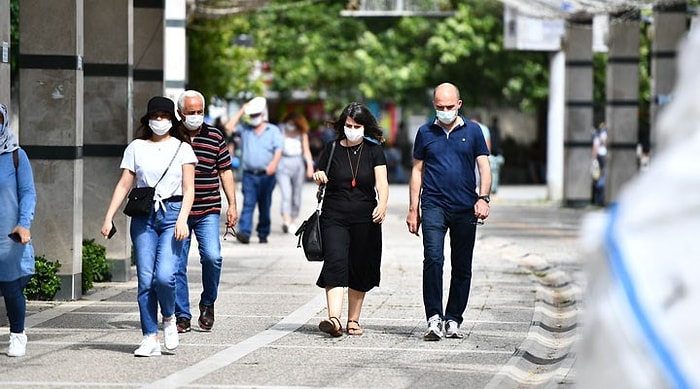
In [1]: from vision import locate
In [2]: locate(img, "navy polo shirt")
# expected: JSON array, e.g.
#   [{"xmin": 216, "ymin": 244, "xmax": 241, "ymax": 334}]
[{"xmin": 413, "ymin": 116, "xmax": 489, "ymax": 213}]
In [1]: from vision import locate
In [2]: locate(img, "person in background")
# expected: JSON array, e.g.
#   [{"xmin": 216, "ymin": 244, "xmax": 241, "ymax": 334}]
[
  {"xmin": 0, "ymin": 103, "xmax": 36, "ymax": 357},
  {"xmin": 407, "ymin": 83, "xmax": 491, "ymax": 341},
  {"xmin": 174, "ymin": 90, "xmax": 239, "ymax": 333},
  {"xmin": 591, "ymin": 122, "xmax": 608, "ymax": 206},
  {"xmin": 224, "ymin": 97, "xmax": 283, "ymax": 244},
  {"xmin": 488, "ymin": 116, "xmax": 505, "ymax": 195},
  {"xmin": 101, "ymin": 96, "xmax": 197, "ymax": 357},
  {"xmin": 311, "ymin": 102, "xmax": 388, "ymax": 337},
  {"xmin": 277, "ymin": 111, "xmax": 315, "ymax": 234}
]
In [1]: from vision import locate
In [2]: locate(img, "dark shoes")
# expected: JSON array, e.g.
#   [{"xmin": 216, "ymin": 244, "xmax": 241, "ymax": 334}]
[
  {"xmin": 319, "ymin": 317, "xmax": 343, "ymax": 337},
  {"xmin": 198, "ymin": 303, "xmax": 215, "ymax": 331},
  {"xmin": 259, "ymin": 237, "xmax": 268, "ymax": 244},
  {"xmin": 236, "ymin": 232, "xmax": 250, "ymax": 244},
  {"xmin": 176, "ymin": 317, "xmax": 191, "ymax": 333}
]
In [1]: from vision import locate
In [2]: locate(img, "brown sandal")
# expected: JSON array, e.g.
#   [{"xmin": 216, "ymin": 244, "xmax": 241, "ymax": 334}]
[
  {"xmin": 346, "ymin": 320, "xmax": 363, "ymax": 335},
  {"xmin": 319, "ymin": 317, "xmax": 343, "ymax": 337}
]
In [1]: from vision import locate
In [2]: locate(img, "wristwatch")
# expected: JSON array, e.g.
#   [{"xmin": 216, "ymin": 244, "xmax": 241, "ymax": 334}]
[{"xmin": 478, "ymin": 195, "xmax": 491, "ymax": 204}]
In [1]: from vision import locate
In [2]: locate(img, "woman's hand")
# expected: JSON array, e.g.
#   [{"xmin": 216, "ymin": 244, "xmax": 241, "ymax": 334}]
[
  {"xmin": 11, "ymin": 226, "xmax": 32, "ymax": 245},
  {"xmin": 371, "ymin": 205, "xmax": 386, "ymax": 224},
  {"xmin": 174, "ymin": 221, "xmax": 190, "ymax": 241},
  {"xmin": 312, "ymin": 171, "xmax": 328, "ymax": 184},
  {"xmin": 100, "ymin": 220, "xmax": 113, "ymax": 239}
]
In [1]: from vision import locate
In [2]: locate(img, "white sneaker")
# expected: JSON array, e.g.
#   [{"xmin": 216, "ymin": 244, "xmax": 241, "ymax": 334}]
[
  {"xmin": 163, "ymin": 316, "xmax": 179, "ymax": 350},
  {"xmin": 134, "ymin": 335, "xmax": 161, "ymax": 357},
  {"xmin": 423, "ymin": 314, "xmax": 443, "ymax": 341},
  {"xmin": 8, "ymin": 332, "xmax": 27, "ymax": 357},
  {"xmin": 444, "ymin": 320, "xmax": 464, "ymax": 339},
  {"xmin": 287, "ymin": 223, "xmax": 298, "ymax": 234}
]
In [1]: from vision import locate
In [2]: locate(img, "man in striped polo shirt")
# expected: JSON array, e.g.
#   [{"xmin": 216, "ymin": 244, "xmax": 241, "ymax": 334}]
[{"xmin": 174, "ymin": 90, "xmax": 239, "ymax": 333}]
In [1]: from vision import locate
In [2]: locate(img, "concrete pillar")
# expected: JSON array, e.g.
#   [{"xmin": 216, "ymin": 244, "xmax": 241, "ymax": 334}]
[
  {"xmin": 546, "ymin": 51, "xmax": 565, "ymax": 202},
  {"xmin": 83, "ymin": 1, "xmax": 133, "ymax": 281},
  {"xmin": 19, "ymin": 0, "xmax": 84, "ymax": 300},
  {"xmin": 133, "ymin": 0, "xmax": 164, "ymax": 129},
  {"xmin": 164, "ymin": 0, "xmax": 186, "ymax": 102},
  {"xmin": 605, "ymin": 11, "xmax": 640, "ymax": 203},
  {"xmin": 650, "ymin": 1, "xmax": 688, "ymax": 151},
  {"xmin": 0, "ymin": 0, "xmax": 10, "ymax": 105},
  {"xmin": 563, "ymin": 17, "xmax": 594, "ymax": 207}
]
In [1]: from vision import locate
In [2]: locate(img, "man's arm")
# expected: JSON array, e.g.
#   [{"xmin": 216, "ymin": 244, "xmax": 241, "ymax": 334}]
[
  {"xmin": 223, "ymin": 105, "xmax": 246, "ymax": 137},
  {"xmin": 474, "ymin": 155, "xmax": 491, "ymax": 221},
  {"xmin": 406, "ymin": 159, "xmax": 424, "ymax": 236},
  {"xmin": 219, "ymin": 169, "xmax": 238, "ymax": 227}
]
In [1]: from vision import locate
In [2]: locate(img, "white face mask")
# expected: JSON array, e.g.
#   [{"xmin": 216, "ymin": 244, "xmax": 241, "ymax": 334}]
[
  {"xmin": 436, "ymin": 109, "xmax": 458, "ymax": 125},
  {"xmin": 344, "ymin": 126, "xmax": 364, "ymax": 142},
  {"xmin": 284, "ymin": 123, "xmax": 297, "ymax": 132},
  {"xmin": 249, "ymin": 115, "xmax": 263, "ymax": 126},
  {"xmin": 149, "ymin": 119, "xmax": 172, "ymax": 135},
  {"xmin": 183, "ymin": 114, "xmax": 204, "ymax": 131}
]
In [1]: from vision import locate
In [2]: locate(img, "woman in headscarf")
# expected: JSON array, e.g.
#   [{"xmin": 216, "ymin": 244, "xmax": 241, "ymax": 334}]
[{"xmin": 0, "ymin": 103, "xmax": 37, "ymax": 357}]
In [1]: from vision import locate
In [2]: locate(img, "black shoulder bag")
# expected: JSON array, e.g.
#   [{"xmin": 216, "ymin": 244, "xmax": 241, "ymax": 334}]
[
  {"xmin": 123, "ymin": 142, "xmax": 182, "ymax": 217},
  {"xmin": 295, "ymin": 140, "xmax": 336, "ymax": 261}
]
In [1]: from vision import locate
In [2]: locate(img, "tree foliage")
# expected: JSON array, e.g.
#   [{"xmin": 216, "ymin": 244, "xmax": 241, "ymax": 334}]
[{"xmin": 186, "ymin": 0, "xmax": 550, "ymax": 113}]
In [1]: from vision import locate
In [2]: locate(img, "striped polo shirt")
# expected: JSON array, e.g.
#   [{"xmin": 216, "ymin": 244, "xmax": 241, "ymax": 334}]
[{"xmin": 190, "ymin": 124, "xmax": 233, "ymax": 217}]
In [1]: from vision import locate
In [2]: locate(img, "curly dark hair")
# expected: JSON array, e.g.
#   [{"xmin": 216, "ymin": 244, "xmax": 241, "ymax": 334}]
[{"xmin": 329, "ymin": 102, "xmax": 385, "ymax": 144}]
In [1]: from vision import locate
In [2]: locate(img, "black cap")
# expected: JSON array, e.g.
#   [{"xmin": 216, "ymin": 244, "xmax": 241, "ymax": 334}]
[{"xmin": 140, "ymin": 96, "xmax": 176, "ymax": 126}]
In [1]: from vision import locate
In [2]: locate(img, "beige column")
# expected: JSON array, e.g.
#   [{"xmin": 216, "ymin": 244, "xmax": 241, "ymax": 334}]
[
  {"xmin": 19, "ymin": 0, "xmax": 84, "ymax": 299},
  {"xmin": 563, "ymin": 17, "xmax": 594, "ymax": 207},
  {"xmin": 650, "ymin": 1, "xmax": 688, "ymax": 152},
  {"xmin": 605, "ymin": 11, "xmax": 640, "ymax": 202},
  {"xmin": 133, "ymin": 0, "xmax": 165, "ymax": 128},
  {"xmin": 0, "ymin": 0, "xmax": 10, "ymax": 104},
  {"xmin": 83, "ymin": 0, "xmax": 133, "ymax": 281}
]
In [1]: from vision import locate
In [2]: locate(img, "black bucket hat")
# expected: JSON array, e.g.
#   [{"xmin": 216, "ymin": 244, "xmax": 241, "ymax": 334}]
[{"xmin": 140, "ymin": 96, "xmax": 177, "ymax": 126}]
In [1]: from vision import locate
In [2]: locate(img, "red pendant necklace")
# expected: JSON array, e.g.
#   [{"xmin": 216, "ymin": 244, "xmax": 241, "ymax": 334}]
[{"xmin": 346, "ymin": 142, "xmax": 363, "ymax": 187}]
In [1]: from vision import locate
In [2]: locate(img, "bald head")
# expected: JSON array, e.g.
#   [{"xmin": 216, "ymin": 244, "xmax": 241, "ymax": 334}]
[{"xmin": 434, "ymin": 82, "xmax": 460, "ymax": 101}]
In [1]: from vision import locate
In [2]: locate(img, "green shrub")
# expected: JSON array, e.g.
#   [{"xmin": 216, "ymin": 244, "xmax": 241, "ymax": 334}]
[
  {"xmin": 25, "ymin": 255, "xmax": 61, "ymax": 300},
  {"xmin": 82, "ymin": 239, "xmax": 112, "ymax": 293}
]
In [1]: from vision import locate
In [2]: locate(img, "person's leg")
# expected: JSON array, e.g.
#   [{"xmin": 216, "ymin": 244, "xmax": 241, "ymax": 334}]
[
  {"xmin": 195, "ymin": 213, "xmax": 223, "ymax": 307},
  {"xmin": 421, "ymin": 206, "xmax": 448, "ymax": 320},
  {"xmin": 0, "ymin": 277, "xmax": 28, "ymax": 333},
  {"xmin": 256, "ymin": 174, "xmax": 276, "ymax": 240},
  {"xmin": 238, "ymin": 172, "xmax": 257, "ymax": 237},
  {"xmin": 290, "ymin": 158, "xmax": 305, "ymax": 223},
  {"xmin": 130, "ymin": 214, "xmax": 160, "ymax": 337},
  {"xmin": 276, "ymin": 160, "xmax": 294, "ymax": 228},
  {"xmin": 174, "ymin": 218, "xmax": 195, "ymax": 322},
  {"xmin": 444, "ymin": 211, "xmax": 477, "ymax": 325},
  {"xmin": 153, "ymin": 202, "xmax": 182, "ymax": 321}
]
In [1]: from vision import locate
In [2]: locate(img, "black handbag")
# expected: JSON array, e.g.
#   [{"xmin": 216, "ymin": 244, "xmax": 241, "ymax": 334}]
[
  {"xmin": 123, "ymin": 142, "xmax": 182, "ymax": 217},
  {"xmin": 295, "ymin": 141, "xmax": 336, "ymax": 262}
]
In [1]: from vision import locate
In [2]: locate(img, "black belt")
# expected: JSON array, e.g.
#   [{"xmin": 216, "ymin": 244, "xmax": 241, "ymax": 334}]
[
  {"xmin": 244, "ymin": 169, "xmax": 267, "ymax": 175},
  {"xmin": 162, "ymin": 196, "xmax": 183, "ymax": 203}
]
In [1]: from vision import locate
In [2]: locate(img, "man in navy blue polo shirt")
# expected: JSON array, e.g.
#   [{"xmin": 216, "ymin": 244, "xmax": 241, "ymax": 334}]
[
  {"xmin": 224, "ymin": 96, "xmax": 283, "ymax": 244},
  {"xmin": 406, "ymin": 82, "xmax": 491, "ymax": 341}
]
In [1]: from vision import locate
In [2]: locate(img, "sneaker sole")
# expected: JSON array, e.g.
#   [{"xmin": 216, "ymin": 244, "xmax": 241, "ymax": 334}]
[
  {"xmin": 134, "ymin": 349, "xmax": 161, "ymax": 357},
  {"xmin": 198, "ymin": 320, "xmax": 213, "ymax": 331},
  {"xmin": 423, "ymin": 332, "xmax": 442, "ymax": 341}
]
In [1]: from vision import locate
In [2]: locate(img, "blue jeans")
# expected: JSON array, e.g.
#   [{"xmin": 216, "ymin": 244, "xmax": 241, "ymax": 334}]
[
  {"xmin": 0, "ymin": 275, "xmax": 31, "ymax": 333},
  {"xmin": 130, "ymin": 202, "xmax": 184, "ymax": 336},
  {"xmin": 239, "ymin": 172, "xmax": 276, "ymax": 239},
  {"xmin": 421, "ymin": 206, "xmax": 477, "ymax": 325},
  {"xmin": 175, "ymin": 213, "xmax": 223, "ymax": 319}
]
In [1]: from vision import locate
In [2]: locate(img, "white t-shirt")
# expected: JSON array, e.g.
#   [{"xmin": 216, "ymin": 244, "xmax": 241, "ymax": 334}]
[{"xmin": 120, "ymin": 137, "xmax": 198, "ymax": 205}]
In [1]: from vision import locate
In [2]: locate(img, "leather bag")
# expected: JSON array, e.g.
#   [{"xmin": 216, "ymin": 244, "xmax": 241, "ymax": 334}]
[{"xmin": 295, "ymin": 141, "xmax": 336, "ymax": 262}]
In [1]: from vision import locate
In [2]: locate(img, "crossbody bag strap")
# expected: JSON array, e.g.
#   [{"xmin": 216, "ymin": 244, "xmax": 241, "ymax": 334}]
[
  {"xmin": 153, "ymin": 141, "xmax": 183, "ymax": 189},
  {"xmin": 315, "ymin": 140, "xmax": 337, "ymax": 207}
]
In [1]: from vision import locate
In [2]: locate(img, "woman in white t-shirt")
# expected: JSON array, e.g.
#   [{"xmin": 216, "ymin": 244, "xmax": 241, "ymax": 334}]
[
  {"xmin": 101, "ymin": 96, "xmax": 198, "ymax": 357},
  {"xmin": 276, "ymin": 112, "xmax": 314, "ymax": 233}
]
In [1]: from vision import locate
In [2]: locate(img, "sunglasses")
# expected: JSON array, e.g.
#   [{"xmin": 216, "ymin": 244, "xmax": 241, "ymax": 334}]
[{"xmin": 222, "ymin": 225, "xmax": 239, "ymax": 240}]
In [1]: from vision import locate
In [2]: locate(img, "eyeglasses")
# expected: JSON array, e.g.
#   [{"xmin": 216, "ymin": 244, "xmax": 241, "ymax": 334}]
[{"xmin": 223, "ymin": 225, "xmax": 238, "ymax": 240}]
